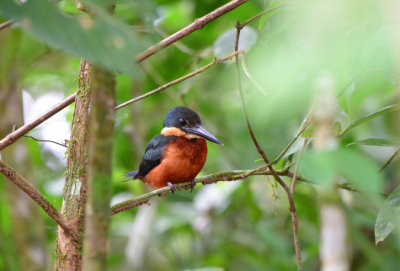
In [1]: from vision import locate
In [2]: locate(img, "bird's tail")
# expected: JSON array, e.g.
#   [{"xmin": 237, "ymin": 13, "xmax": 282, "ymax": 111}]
[{"xmin": 121, "ymin": 170, "xmax": 139, "ymax": 182}]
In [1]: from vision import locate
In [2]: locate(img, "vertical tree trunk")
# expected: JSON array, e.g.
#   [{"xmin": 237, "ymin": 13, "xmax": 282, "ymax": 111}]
[
  {"xmin": 0, "ymin": 30, "xmax": 48, "ymax": 271},
  {"xmin": 54, "ymin": 59, "xmax": 91, "ymax": 271},
  {"xmin": 313, "ymin": 80, "xmax": 349, "ymax": 271},
  {"xmin": 82, "ymin": 67, "xmax": 116, "ymax": 271}
]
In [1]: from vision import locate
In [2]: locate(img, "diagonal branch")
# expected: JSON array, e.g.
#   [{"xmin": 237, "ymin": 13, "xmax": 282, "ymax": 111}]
[
  {"xmin": 0, "ymin": 93, "xmax": 76, "ymax": 151},
  {"xmin": 239, "ymin": 4, "xmax": 285, "ymax": 29},
  {"xmin": 115, "ymin": 50, "xmax": 243, "ymax": 110},
  {"xmin": 116, "ymin": 50, "xmax": 244, "ymax": 110},
  {"xmin": 135, "ymin": 0, "xmax": 248, "ymax": 62},
  {"xmin": 379, "ymin": 146, "xmax": 400, "ymax": 172},
  {"xmin": 0, "ymin": 160, "xmax": 77, "ymax": 241},
  {"xmin": 0, "ymin": 20, "xmax": 14, "ymax": 31}
]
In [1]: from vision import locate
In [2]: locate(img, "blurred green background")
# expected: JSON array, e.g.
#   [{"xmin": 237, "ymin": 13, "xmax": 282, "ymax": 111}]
[{"xmin": 1, "ymin": 0, "xmax": 400, "ymax": 270}]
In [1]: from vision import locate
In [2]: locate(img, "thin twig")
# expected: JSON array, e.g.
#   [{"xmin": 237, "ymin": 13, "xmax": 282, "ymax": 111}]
[
  {"xmin": 235, "ymin": 13, "xmax": 302, "ymax": 269},
  {"xmin": 23, "ymin": 135, "xmax": 67, "ymax": 148},
  {"xmin": 0, "ymin": 20, "xmax": 14, "ymax": 31},
  {"xmin": 240, "ymin": 53, "xmax": 266, "ymax": 94},
  {"xmin": 0, "ymin": 160, "xmax": 77, "ymax": 241},
  {"xmin": 379, "ymin": 146, "xmax": 400, "ymax": 172},
  {"xmin": 272, "ymin": 107, "xmax": 313, "ymax": 164},
  {"xmin": 339, "ymin": 103, "xmax": 400, "ymax": 137},
  {"xmin": 239, "ymin": 4, "xmax": 285, "ymax": 29},
  {"xmin": 135, "ymin": 0, "xmax": 248, "ymax": 62},
  {"xmin": 116, "ymin": 50, "xmax": 244, "ymax": 110},
  {"xmin": 290, "ymin": 138, "xmax": 307, "ymax": 195},
  {"xmin": 0, "ymin": 93, "xmax": 76, "ymax": 151},
  {"xmin": 290, "ymin": 137, "xmax": 306, "ymax": 268}
]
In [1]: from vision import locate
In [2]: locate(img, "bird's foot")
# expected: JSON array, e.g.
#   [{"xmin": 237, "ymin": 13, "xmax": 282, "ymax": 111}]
[
  {"xmin": 190, "ymin": 179, "xmax": 196, "ymax": 192},
  {"xmin": 167, "ymin": 182, "xmax": 176, "ymax": 194}
]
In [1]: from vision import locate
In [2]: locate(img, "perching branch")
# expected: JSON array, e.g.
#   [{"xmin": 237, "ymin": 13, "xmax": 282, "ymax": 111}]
[
  {"xmin": 111, "ymin": 167, "xmax": 293, "ymax": 215},
  {"xmin": 116, "ymin": 50, "xmax": 244, "ymax": 110},
  {"xmin": 0, "ymin": 160, "xmax": 77, "ymax": 241},
  {"xmin": 135, "ymin": 0, "xmax": 248, "ymax": 62},
  {"xmin": 111, "ymin": 164, "xmax": 359, "ymax": 215},
  {"xmin": 0, "ymin": 93, "xmax": 76, "ymax": 151}
]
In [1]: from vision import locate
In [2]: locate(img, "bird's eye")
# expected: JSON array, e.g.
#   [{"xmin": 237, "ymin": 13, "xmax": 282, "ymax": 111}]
[{"xmin": 179, "ymin": 118, "xmax": 187, "ymax": 126}]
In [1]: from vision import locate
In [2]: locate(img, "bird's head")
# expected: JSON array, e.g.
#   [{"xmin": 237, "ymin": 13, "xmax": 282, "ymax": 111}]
[{"xmin": 161, "ymin": 106, "xmax": 223, "ymax": 145}]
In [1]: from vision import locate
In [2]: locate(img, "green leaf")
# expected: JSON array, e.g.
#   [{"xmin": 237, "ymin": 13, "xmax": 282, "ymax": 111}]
[
  {"xmin": 347, "ymin": 138, "xmax": 397, "ymax": 147},
  {"xmin": 340, "ymin": 104, "xmax": 400, "ymax": 136},
  {"xmin": 183, "ymin": 268, "xmax": 224, "ymax": 271},
  {"xmin": 333, "ymin": 148, "xmax": 382, "ymax": 194},
  {"xmin": 0, "ymin": 0, "xmax": 144, "ymax": 76},
  {"xmin": 299, "ymin": 148, "xmax": 382, "ymax": 194},
  {"xmin": 299, "ymin": 151, "xmax": 336, "ymax": 188},
  {"xmin": 375, "ymin": 186, "xmax": 400, "ymax": 244},
  {"xmin": 282, "ymin": 137, "xmax": 311, "ymax": 159}
]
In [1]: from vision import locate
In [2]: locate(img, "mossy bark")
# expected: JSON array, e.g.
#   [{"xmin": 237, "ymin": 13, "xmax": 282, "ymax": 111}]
[
  {"xmin": 82, "ymin": 67, "xmax": 116, "ymax": 271},
  {"xmin": 54, "ymin": 59, "xmax": 91, "ymax": 271}
]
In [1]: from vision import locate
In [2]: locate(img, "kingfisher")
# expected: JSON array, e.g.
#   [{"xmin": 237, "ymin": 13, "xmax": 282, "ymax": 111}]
[{"xmin": 126, "ymin": 106, "xmax": 223, "ymax": 192}]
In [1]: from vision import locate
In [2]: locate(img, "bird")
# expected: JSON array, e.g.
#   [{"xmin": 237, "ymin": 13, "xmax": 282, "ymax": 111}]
[{"xmin": 126, "ymin": 106, "xmax": 223, "ymax": 192}]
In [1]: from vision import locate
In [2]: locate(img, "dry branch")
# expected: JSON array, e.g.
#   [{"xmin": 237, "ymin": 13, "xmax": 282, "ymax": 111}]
[
  {"xmin": 116, "ymin": 50, "xmax": 243, "ymax": 109},
  {"xmin": 0, "ymin": 20, "xmax": 14, "ymax": 30},
  {"xmin": 0, "ymin": 160, "xmax": 76, "ymax": 240},
  {"xmin": 135, "ymin": 0, "xmax": 248, "ymax": 62},
  {"xmin": 0, "ymin": 93, "xmax": 76, "ymax": 151}
]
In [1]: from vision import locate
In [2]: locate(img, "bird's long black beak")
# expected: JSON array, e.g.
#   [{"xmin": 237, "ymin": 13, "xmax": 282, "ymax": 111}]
[{"xmin": 185, "ymin": 125, "xmax": 223, "ymax": 145}]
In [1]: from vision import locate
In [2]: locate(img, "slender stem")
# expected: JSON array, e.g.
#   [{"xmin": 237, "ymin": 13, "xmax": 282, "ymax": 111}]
[
  {"xmin": 290, "ymin": 137, "xmax": 306, "ymax": 268},
  {"xmin": 240, "ymin": 53, "xmax": 266, "ymax": 94},
  {"xmin": 379, "ymin": 146, "xmax": 400, "ymax": 172},
  {"xmin": 0, "ymin": 160, "xmax": 77, "ymax": 240},
  {"xmin": 116, "ymin": 50, "xmax": 243, "ymax": 110},
  {"xmin": 235, "ymin": 16, "xmax": 302, "ymax": 270},
  {"xmin": 136, "ymin": 0, "xmax": 248, "ymax": 62},
  {"xmin": 23, "ymin": 135, "xmax": 67, "ymax": 148},
  {"xmin": 338, "ymin": 103, "xmax": 400, "ymax": 137},
  {"xmin": 0, "ymin": 93, "xmax": 76, "ymax": 151},
  {"xmin": 239, "ymin": 4, "xmax": 285, "ymax": 29},
  {"xmin": 272, "ymin": 108, "xmax": 312, "ymax": 164}
]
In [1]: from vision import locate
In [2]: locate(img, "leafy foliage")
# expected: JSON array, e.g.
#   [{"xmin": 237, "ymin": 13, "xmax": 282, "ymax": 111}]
[{"xmin": 1, "ymin": 0, "xmax": 400, "ymax": 270}]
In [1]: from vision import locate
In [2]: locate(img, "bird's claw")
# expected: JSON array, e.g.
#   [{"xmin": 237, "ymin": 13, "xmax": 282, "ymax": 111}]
[
  {"xmin": 190, "ymin": 179, "xmax": 196, "ymax": 192},
  {"xmin": 167, "ymin": 182, "xmax": 176, "ymax": 194}
]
